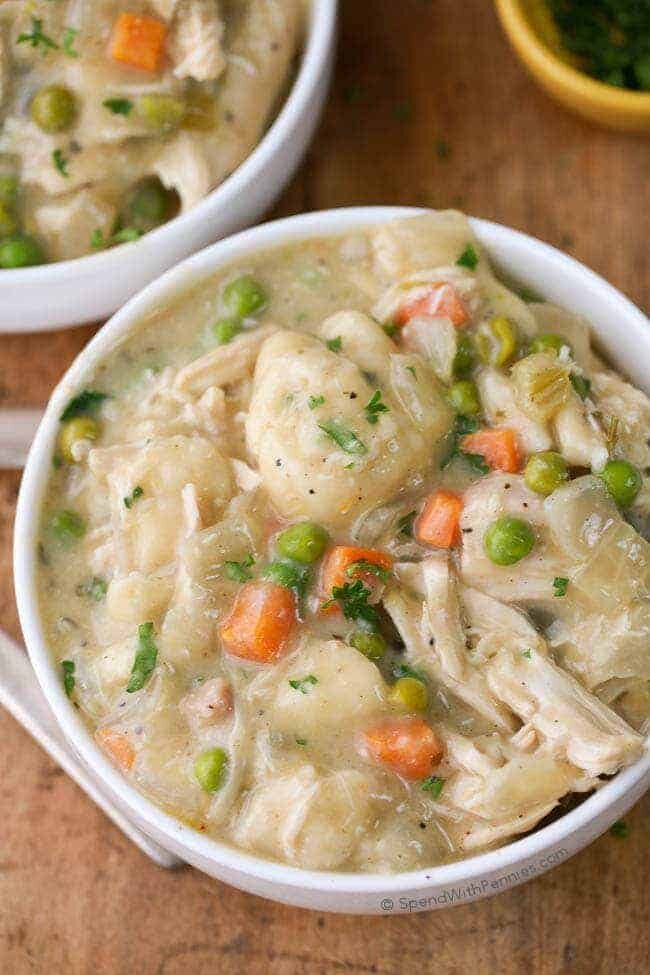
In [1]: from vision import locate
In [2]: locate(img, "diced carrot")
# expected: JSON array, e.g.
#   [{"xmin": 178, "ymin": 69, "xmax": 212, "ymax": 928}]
[
  {"xmin": 96, "ymin": 728, "xmax": 135, "ymax": 771},
  {"xmin": 460, "ymin": 427, "xmax": 522, "ymax": 474},
  {"xmin": 219, "ymin": 580, "xmax": 296, "ymax": 663},
  {"xmin": 320, "ymin": 545, "xmax": 393, "ymax": 611},
  {"xmin": 395, "ymin": 283, "xmax": 469, "ymax": 328},
  {"xmin": 415, "ymin": 490, "xmax": 463, "ymax": 548},
  {"xmin": 110, "ymin": 13, "xmax": 167, "ymax": 72},
  {"xmin": 357, "ymin": 717, "xmax": 444, "ymax": 781}
]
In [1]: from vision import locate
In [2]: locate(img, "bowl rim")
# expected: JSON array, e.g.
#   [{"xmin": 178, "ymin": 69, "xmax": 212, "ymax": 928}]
[
  {"xmin": 495, "ymin": 0, "xmax": 650, "ymax": 109},
  {"xmin": 0, "ymin": 0, "xmax": 337, "ymax": 286},
  {"xmin": 14, "ymin": 205, "xmax": 650, "ymax": 896}
]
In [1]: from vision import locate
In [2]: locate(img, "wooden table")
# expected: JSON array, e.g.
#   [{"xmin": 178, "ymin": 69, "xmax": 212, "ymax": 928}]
[{"xmin": 1, "ymin": 2, "xmax": 648, "ymax": 972}]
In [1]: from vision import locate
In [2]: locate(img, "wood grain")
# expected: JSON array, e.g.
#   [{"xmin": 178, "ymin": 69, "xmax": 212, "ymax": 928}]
[{"xmin": 1, "ymin": 2, "xmax": 648, "ymax": 972}]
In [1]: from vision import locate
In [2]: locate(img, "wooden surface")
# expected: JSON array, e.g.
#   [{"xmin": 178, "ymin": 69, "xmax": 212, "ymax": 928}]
[{"xmin": 1, "ymin": 2, "xmax": 649, "ymax": 972}]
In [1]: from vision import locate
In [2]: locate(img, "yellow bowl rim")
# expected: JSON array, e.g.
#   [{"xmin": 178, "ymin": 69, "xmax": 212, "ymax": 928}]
[{"xmin": 496, "ymin": 0, "xmax": 650, "ymax": 110}]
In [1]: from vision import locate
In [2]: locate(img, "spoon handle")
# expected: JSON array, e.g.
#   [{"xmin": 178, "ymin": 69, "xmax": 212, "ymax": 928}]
[{"xmin": 0, "ymin": 628, "xmax": 182, "ymax": 869}]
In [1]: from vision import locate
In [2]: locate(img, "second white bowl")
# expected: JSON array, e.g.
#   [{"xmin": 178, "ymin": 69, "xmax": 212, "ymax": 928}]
[{"xmin": 0, "ymin": 0, "xmax": 337, "ymax": 333}]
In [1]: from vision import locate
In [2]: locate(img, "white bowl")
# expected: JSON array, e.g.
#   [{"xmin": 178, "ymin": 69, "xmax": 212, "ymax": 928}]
[
  {"xmin": 0, "ymin": 0, "xmax": 337, "ymax": 334},
  {"xmin": 14, "ymin": 207, "xmax": 650, "ymax": 913}
]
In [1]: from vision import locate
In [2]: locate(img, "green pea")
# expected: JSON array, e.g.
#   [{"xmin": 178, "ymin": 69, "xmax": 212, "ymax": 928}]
[
  {"xmin": 530, "ymin": 333, "xmax": 572, "ymax": 357},
  {"xmin": 136, "ymin": 94, "xmax": 185, "ymax": 133},
  {"xmin": 30, "ymin": 85, "xmax": 76, "ymax": 133},
  {"xmin": 127, "ymin": 177, "xmax": 176, "ymax": 231},
  {"xmin": 50, "ymin": 509, "xmax": 86, "ymax": 546},
  {"xmin": 448, "ymin": 379, "xmax": 481, "ymax": 416},
  {"xmin": 212, "ymin": 317, "xmax": 241, "ymax": 345},
  {"xmin": 484, "ymin": 516, "xmax": 535, "ymax": 566},
  {"xmin": 0, "ymin": 235, "xmax": 44, "ymax": 268},
  {"xmin": 524, "ymin": 451, "xmax": 568, "ymax": 496},
  {"xmin": 634, "ymin": 54, "xmax": 650, "ymax": 91},
  {"xmin": 276, "ymin": 522, "xmax": 329, "ymax": 564},
  {"xmin": 194, "ymin": 747, "xmax": 227, "ymax": 793},
  {"xmin": 0, "ymin": 203, "xmax": 18, "ymax": 239},
  {"xmin": 0, "ymin": 175, "xmax": 18, "ymax": 207},
  {"xmin": 598, "ymin": 459, "xmax": 642, "ymax": 509},
  {"xmin": 350, "ymin": 629, "xmax": 387, "ymax": 661},
  {"xmin": 453, "ymin": 334, "xmax": 474, "ymax": 377},
  {"xmin": 390, "ymin": 676, "xmax": 428, "ymax": 712},
  {"xmin": 223, "ymin": 275, "xmax": 267, "ymax": 319},
  {"xmin": 476, "ymin": 316, "xmax": 518, "ymax": 367}
]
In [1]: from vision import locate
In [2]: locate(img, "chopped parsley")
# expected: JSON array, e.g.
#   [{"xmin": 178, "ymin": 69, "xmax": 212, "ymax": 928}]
[
  {"xmin": 295, "ymin": 737, "xmax": 307, "ymax": 746},
  {"xmin": 364, "ymin": 390, "xmax": 390, "ymax": 424},
  {"xmin": 442, "ymin": 415, "xmax": 490, "ymax": 475},
  {"xmin": 308, "ymin": 394, "xmax": 325, "ymax": 410},
  {"xmin": 397, "ymin": 510, "xmax": 416, "ymax": 538},
  {"xmin": 103, "ymin": 98, "xmax": 134, "ymax": 116},
  {"xmin": 421, "ymin": 776, "xmax": 445, "ymax": 799},
  {"xmin": 393, "ymin": 663, "xmax": 427, "ymax": 683},
  {"xmin": 553, "ymin": 576, "xmax": 569, "ymax": 597},
  {"xmin": 570, "ymin": 372, "xmax": 591, "ymax": 400},
  {"xmin": 52, "ymin": 149, "xmax": 69, "ymax": 177},
  {"xmin": 318, "ymin": 419, "xmax": 367, "ymax": 455},
  {"xmin": 382, "ymin": 322, "xmax": 399, "ymax": 337},
  {"xmin": 327, "ymin": 579, "xmax": 379, "ymax": 630},
  {"xmin": 548, "ymin": 1, "xmax": 650, "ymax": 91},
  {"xmin": 263, "ymin": 559, "xmax": 310, "ymax": 600},
  {"xmin": 326, "ymin": 336, "xmax": 342, "ymax": 353},
  {"xmin": 62, "ymin": 27, "xmax": 79, "ymax": 58},
  {"xmin": 61, "ymin": 660, "xmax": 75, "ymax": 698},
  {"xmin": 405, "ymin": 365, "xmax": 417, "ymax": 379},
  {"xmin": 224, "ymin": 553, "xmax": 255, "ymax": 583},
  {"xmin": 288, "ymin": 675, "xmax": 318, "ymax": 695},
  {"xmin": 126, "ymin": 622, "xmax": 158, "ymax": 693},
  {"xmin": 60, "ymin": 389, "xmax": 108, "ymax": 421},
  {"xmin": 457, "ymin": 244, "xmax": 479, "ymax": 270},
  {"xmin": 17, "ymin": 18, "xmax": 58, "ymax": 54},
  {"xmin": 123, "ymin": 486, "xmax": 144, "ymax": 509},
  {"xmin": 522, "ymin": 649, "xmax": 533, "ymax": 660},
  {"xmin": 76, "ymin": 576, "xmax": 108, "ymax": 602},
  {"xmin": 346, "ymin": 559, "xmax": 391, "ymax": 582},
  {"xmin": 610, "ymin": 820, "xmax": 629, "ymax": 839}
]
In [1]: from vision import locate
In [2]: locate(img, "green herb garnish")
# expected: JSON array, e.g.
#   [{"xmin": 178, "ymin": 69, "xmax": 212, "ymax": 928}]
[
  {"xmin": 346, "ymin": 559, "xmax": 391, "ymax": 582},
  {"xmin": 60, "ymin": 389, "xmax": 107, "ymax": 421},
  {"xmin": 318, "ymin": 419, "xmax": 367, "ymax": 455},
  {"xmin": 103, "ymin": 97, "xmax": 133, "ymax": 115},
  {"xmin": 364, "ymin": 390, "xmax": 390, "ymax": 425},
  {"xmin": 382, "ymin": 322, "xmax": 399, "ymax": 337},
  {"xmin": 421, "ymin": 776, "xmax": 445, "ymax": 798},
  {"xmin": 522, "ymin": 649, "xmax": 533, "ymax": 660},
  {"xmin": 76, "ymin": 576, "xmax": 108, "ymax": 601},
  {"xmin": 61, "ymin": 660, "xmax": 75, "ymax": 697},
  {"xmin": 393, "ymin": 663, "xmax": 427, "ymax": 683},
  {"xmin": 397, "ymin": 510, "xmax": 416, "ymax": 537},
  {"xmin": 442, "ymin": 415, "xmax": 489, "ymax": 474},
  {"xmin": 326, "ymin": 336, "xmax": 342, "ymax": 353},
  {"xmin": 405, "ymin": 365, "xmax": 417, "ymax": 379},
  {"xmin": 224, "ymin": 554, "xmax": 255, "ymax": 582},
  {"xmin": 457, "ymin": 244, "xmax": 478, "ymax": 270},
  {"xmin": 288, "ymin": 674, "xmax": 318, "ymax": 695},
  {"xmin": 263, "ymin": 559, "xmax": 310, "ymax": 600},
  {"xmin": 92, "ymin": 226, "xmax": 143, "ymax": 249},
  {"xmin": 295, "ymin": 737, "xmax": 307, "ymax": 746},
  {"xmin": 553, "ymin": 576, "xmax": 569, "ymax": 597},
  {"xmin": 52, "ymin": 149, "xmax": 69, "ymax": 177},
  {"xmin": 123, "ymin": 485, "xmax": 144, "ymax": 510},
  {"xmin": 308, "ymin": 395, "xmax": 325, "ymax": 410},
  {"xmin": 610, "ymin": 820, "xmax": 629, "ymax": 839},
  {"xmin": 50, "ymin": 509, "xmax": 86, "ymax": 545},
  {"xmin": 327, "ymin": 579, "xmax": 379, "ymax": 630},
  {"xmin": 62, "ymin": 27, "xmax": 79, "ymax": 57},
  {"xmin": 570, "ymin": 373, "xmax": 591, "ymax": 400},
  {"xmin": 126, "ymin": 622, "xmax": 158, "ymax": 693},
  {"xmin": 17, "ymin": 18, "xmax": 58, "ymax": 53}
]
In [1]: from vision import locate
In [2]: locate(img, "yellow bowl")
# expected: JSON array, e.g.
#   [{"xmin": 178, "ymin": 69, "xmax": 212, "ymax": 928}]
[{"xmin": 495, "ymin": 0, "xmax": 650, "ymax": 132}]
